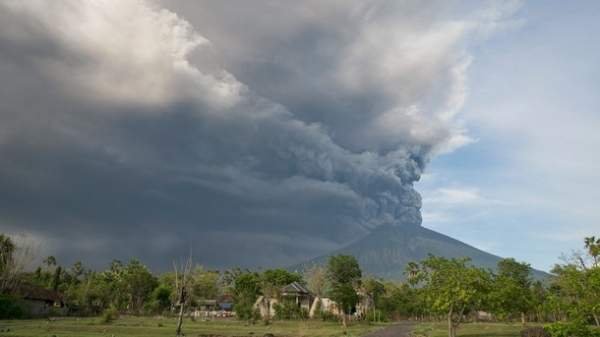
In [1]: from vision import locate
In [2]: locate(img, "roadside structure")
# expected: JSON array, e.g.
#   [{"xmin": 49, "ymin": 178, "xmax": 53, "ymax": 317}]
[
  {"xmin": 253, "ymin": 281, "xmax": 371, "ymax": 319},
  {"xmin": 16, "ymin": 284, "xmax": 67, "ymax": 317}
]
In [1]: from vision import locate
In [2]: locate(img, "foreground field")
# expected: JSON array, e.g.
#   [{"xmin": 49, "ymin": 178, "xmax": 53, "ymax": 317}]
[
  {"xmin": 414, "ymin": 322, "xmax": 530, "ymax": 337},
  {"xmin": 0, "ymin": 316, "xmax": 388, "ymax": 337}
]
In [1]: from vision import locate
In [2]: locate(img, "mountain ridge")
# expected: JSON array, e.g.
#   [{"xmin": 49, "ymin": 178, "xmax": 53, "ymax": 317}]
[{"xmin": 290, "ymin": 225, "xmax": 548, "ymax": 280}]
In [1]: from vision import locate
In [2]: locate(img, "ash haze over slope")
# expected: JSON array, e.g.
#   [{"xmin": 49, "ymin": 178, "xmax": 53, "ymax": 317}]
[{"xmin": 0, "ymin": 0, "xmax": 518, "ymax": 269}]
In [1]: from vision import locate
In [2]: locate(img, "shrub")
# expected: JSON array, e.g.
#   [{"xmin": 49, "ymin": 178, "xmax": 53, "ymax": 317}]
[
  {"xmin": 319, "ymin": 310, "xmax": 339, "ymax": 322},
  {"xmin": 234, "ymin": 297, "xmax": 256, "ymax": 321},
  {"xmin": 0, "ymin": 295, "xmax": 23, "ymax": 319},
  {"xmin": 273, "ymin": 300, "xmax": 308, "ymax": 320},
  {"xmin": 99, "ymin": 306, "xmax": 119, "ymax": 324},
  {"xmin": 545, "ymin": 321, "xmax": 600, "ymax": 337}
]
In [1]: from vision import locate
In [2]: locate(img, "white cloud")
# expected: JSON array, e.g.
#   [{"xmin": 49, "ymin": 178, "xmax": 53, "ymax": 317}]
[{"xmin": 1, "ymin": 0, "xmax": 241, "ymax": 108}]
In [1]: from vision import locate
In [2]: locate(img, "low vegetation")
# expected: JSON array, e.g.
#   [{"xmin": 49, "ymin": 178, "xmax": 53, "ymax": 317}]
[
  {"xmin": 414, "ymin": 322, "xmax": 538, "ymax": 337},
  {"xmin": 0, "ymin": 316, "xmax": 385, "ymax": 337},
  {"xmin": 1, "ymin": 233, "xmax": 599, "ymax": 337}
]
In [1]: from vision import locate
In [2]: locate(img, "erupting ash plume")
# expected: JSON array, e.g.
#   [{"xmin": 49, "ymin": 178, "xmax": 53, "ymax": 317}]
[{"xmin": 0, "ymin": 0, "xmax": 517, "ymax": 267}]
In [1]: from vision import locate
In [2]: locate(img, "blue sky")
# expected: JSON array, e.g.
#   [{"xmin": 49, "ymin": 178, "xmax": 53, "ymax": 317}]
[{"xmin": 418, "ymin": 1, "xmax": 600, "ymax": 271}]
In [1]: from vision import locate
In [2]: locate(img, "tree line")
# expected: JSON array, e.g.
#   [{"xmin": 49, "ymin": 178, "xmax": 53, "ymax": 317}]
[{"xmin": 1, "ymin": 234, "xmax": 599, "ymax": 337}]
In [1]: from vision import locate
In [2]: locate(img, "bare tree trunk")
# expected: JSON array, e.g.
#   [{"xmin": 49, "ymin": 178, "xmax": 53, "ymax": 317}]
[
  {"xmin": 174, "ymin": 255, "xmax": 193, "ymax": 337},
  {"xmin": 447, "ymin": 307, "xmax": 454, "ymax": 337},
  {"xmin": 593, "ymin": 314, "xmax": 600, "ymax": 327},
  {"xmin": 342, "ymin": 311, "xmax": 347, "ymax": 328},
  {"xmin": 521, "ymin": 312, "xmax": 526, "ymax": 326},
  {"xmin": 175, "ymin": 285, "xmax": 185, "ymax": 336},
  {"xmin": 265, "ymin": 298, "xmax": 271, "ymax": 324}
]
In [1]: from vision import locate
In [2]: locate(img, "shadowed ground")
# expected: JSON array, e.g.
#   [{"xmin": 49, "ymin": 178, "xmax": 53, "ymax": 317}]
[{"xmin": 363, "ymin": 321, "xmax": 415, "ymax": 337}]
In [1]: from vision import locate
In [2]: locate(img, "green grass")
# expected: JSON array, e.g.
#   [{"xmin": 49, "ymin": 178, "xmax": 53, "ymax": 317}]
[
  {"xmin": 414, "ymin": 322, "xmax": 531, "ymax": 337},
  {"xmin": 0, "ymin": 316, "xmax": 388, "ymax": 337}
]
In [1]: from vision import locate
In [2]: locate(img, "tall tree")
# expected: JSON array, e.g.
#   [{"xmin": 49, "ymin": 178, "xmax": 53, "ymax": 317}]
[
  {"xmin": 326, "ymin": 255, "xmax": 362, "ymax": 328},
  {"xmin": 584, "ymin": 236, "xmax": 600, "ymax": 268},
  {"xmin": 192, "ymin": 267, "xmax": 220, "ymax": 300},
  {"xmin": 489, "ymin": 258, "xmax": 533, "ymax": 325},
  {"xmin": 121, "ymin": 259, "xmax": 157, "ymax": 313},
  {"xmin": 362, "ymin": 278, "xmax": 385, "ymax": 321},
  {"xmin": 409, "ymin": 255, "xmax": 491, "ymax": 337},
  {"xmin": 549, "ymin": 236, "xmax": 600, "ymax": 326},
  {"xmin": 232, "ymin": 271, "xmax": 261, "ymax": 321}
]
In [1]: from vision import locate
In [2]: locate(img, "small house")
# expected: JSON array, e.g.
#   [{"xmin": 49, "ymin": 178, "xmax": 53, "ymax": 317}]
[
  {"xmin": 280, "ymin": 281, "xmax": 312, "ymax": 311},
  {"xmin": 254, "ymin": 281, "xmax": 313, "ymax": 318},
  {"xmin": 17, "ymin": 284, "xmax": 67, "ymax": 317}
]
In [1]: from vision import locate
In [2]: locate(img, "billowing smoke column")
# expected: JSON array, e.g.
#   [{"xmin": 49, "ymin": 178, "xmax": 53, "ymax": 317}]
[{"xmin": 0, "ymin": 1, "xmax": 513, "ymax": 267}]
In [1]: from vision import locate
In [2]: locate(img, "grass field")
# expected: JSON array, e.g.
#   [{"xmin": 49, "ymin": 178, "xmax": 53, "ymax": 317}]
[
  {"xmin": 414, "ymin": 322, "xmax": 530, "ymax": 337},
  {"xmin": 0, "ymin": 316, "xmax": 388, "ymax": 337}
]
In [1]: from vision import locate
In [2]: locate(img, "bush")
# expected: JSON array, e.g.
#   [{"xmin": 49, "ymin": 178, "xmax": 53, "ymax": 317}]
[
  {"xmin": 99, "ymin": 306, "xmax": 119, "ymax": 324},
  {"xmin": 0, "ymin": 295, "xmax": 23, "ymax": 319},
  {"xmin": 234, "ymin": 297, "xmax": 256, "ymax": 321},
  {"xmin": 319, "ymin": 310, "xmax": 339, "ymax": 322},
  {"xmin": 545, "ymin": 321, "xmax": 600, "ymax": 337},
  {"xmin": 273, "ymin": 300, "xmax": 308, "ymax": 320}
]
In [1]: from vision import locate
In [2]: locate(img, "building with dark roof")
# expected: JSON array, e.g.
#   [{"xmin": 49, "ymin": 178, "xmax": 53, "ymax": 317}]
[{"xmin": 16, "ymin": 284, "xmax": 67, "ymax": 317}]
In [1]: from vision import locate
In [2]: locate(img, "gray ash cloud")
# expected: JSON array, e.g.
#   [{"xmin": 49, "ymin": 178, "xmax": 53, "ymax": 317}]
[{"xmin": 0, "ymin": 1, "xmax": 513, "ymax": 268}]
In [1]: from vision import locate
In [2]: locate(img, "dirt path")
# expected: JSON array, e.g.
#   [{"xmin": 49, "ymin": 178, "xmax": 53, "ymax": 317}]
[{"xmin": 363, "ymin": 321, "xmax": 415, "ymax": 337}]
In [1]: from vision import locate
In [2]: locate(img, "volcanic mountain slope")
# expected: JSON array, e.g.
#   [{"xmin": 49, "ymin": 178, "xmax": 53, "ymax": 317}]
[{"xmin": 291, "ymin": 225, "xmax": 548, "ymax": 280}]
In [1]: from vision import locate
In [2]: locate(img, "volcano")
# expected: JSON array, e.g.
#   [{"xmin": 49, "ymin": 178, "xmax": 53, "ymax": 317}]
[{"xmin": 291, "ymin": 225, "xmax": 548, "ymax": 280}]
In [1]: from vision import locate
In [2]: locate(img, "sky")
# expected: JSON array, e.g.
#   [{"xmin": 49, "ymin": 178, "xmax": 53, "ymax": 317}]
[
  {"xmin": 0, "ymin": 0, "xmax": 598, "ymax": 272},
  {"xmin": 418, "ymin": 1, "xmax": 600, "ymax": 271}
]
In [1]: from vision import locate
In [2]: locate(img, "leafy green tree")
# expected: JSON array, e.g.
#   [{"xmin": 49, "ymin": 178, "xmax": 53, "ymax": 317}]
[
  {"xmin": 149, "ymin": 284, "xmax": 173, "ymax": 313},
  {"xmin": 326, "ymin": 255, "xmax": 362, "ymax": 327},
  {"xmin": 530, "ymin": 280, "xmax": 549, "ymax": 322},
  {"xmin": 552, "ymin": 264, "xmax": 600, "ymax": 326},
  {"xmin": 120, "ymin": 259, "xmax": 157, "ymax": 314},
  {"xmin": 489, "ymin": 258, "xmax": 533, "ymax": 325},
  {"xmin": 232, "ymin": 272, "xmax": 261, "ymax": 320},
  {"xmin": 584, "ymin": 236, "xmax": 600, "ymax": 268},
  {"xmin": 409, "ymin": 255, "xmax": 491, "ymax": 337},
  {"xmin": 362, "ymin": 278, "xmax": 385, "ymax": 321},
  {"xmin": 192, "ymin": 267, "xmax": 220, "ymax": 300},
  {"xmin": 261, "ymin": 269, "xmax": 302, "ymax": 288},
  {"xmin": 63, "ymin": 271, "xmax": 113, "ymax": 315},
  {"xmin": 551, "ymin": 237, "xmax": 600, "ymax": 326},
  {"xmin": 379, "ymin": 282, "xmax": 426, "ymax": 320}
]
